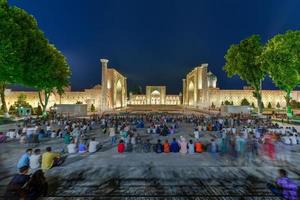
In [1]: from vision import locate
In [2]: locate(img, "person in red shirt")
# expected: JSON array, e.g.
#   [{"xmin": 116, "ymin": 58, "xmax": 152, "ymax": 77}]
[{"xmin": 117, "ymin": 140, "xmax": 125, "ymax": 153}]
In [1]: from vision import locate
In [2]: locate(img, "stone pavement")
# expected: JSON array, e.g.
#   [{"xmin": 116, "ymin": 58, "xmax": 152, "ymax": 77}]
[{"xmin": 0, "ymin": 121, "xmax": 300, "ymax": 199}]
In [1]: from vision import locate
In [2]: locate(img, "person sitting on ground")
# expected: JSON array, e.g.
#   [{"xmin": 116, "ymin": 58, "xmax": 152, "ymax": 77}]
[
  {"xmin": 0, "ymin": 132, "xmax": 7, "ymax": 143},
  {"xmin": 20, "ymin": 134, "xmax": 27, "ymax": 144},
  {"xmin": 30, "ymin": 149, "xmax": 42, "ymax": 170},
  {"xmin": 25, "ymin": 169, "xmax": 48, "ymax": 200},
  {"xmin": 126, "ymin": 140, "xmax": 133, "ymax": 152},
  {"xmin": 178, "ymin": 136, "xmax": 188, "ymax": 154},
  {"xmin": 163, "ymin": 140, "xmax": 170, "ymax": 153},
  {"xmin": 88, "ymin": 137, "xmax": 101, "ymax": 153},
  {"xmin": 63, "ymin": 131, "xmax": 72, "ymax": 144},
  {"xmin": 117, "ymin": 140, "xmax": 125, "ymax": 153},
  {"xmin": 41, "ymin": 147, "xmax": 63, "ymax": 171},
  {"xmin": 170, "ymin": 138, "xmax": 180, "ymax": 153},
  {"xmin": 154, "ymin": 139, "xmax": 163, "ymax": 153},
  {"xmin": 195, "ymin": 140, "xmax": 203, "ymax": 153},
  {"xmin": 4, "ymin": 166, "xmax": 31, "ymax": 200},
  {"xmin": 188, "ymin": 140, "xmax": 195, "ymax": 154},
  {"xmin": 67, "ymin": 139, "xmax": 77, "ymax": 154},
  {"xmin": 17, "ymin": 149, "xmax": 33, "ymax": 169},
  {"xmin": 143, "ymin": 139, "xmax": 151, "ymax": 153},
  {"xmin": 78, "ymin": 140, "xmax": 88, "ymax": 153},
  {"xmin": 268, "ymin": 169, "xmax": 298, "ymax": 200}
]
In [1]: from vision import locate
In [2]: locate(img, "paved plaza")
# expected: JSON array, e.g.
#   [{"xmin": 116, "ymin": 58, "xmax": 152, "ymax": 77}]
[{"xmin": 1, "ymin": 114, "xmax": 300, "ymax": 200}]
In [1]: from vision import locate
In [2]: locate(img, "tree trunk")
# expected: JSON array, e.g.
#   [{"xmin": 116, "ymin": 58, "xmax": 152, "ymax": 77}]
[
  {"xmin": 253, "ymin": 89, "xmax": 262, "ymax": 115},
  {"xmin": 0, "ymin": 81, "xmax": 8, "ymax": 117},
  {"xmin": 38, "ymin": 90, "xmax": 50, "ymax": 115},
  {"xmin": 285, "ymin": 90, "xmax": 292, "ymax": 118}
]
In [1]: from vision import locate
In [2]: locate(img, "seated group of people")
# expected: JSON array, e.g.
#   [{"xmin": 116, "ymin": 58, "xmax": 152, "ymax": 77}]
[
  {"xmin": 67, "ymin": 137, "xmax": 101, "ymax": 154},
  {"xmin": 17, "ymin": 147, "xmax": 64, "ymax": 172},
  {"xmin": 146, "ymin": 124, "xmax": 177, "ymax": 136},
  {"xmin": 117, "ymin": 137, "xmax": 204, "ymax": 154}
]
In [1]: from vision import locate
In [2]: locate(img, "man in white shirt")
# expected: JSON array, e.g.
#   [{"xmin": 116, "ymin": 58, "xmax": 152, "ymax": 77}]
[
  {"xmin": 67, "ymin": 140, "xmax": 77, "ymax": 154},
  {"xmin": 30, "ymin": 149, "xmax": 41, "ymax": 169},
  {"xmin": 88, "ymin": 137, "xmax": 100, "ymax": 153}
]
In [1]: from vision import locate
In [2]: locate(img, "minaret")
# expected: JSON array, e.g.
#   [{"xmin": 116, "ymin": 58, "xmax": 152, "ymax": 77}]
[
  {"xmin": 182, "ymin": 79, "xmax": 186, "ymax": 105},
  {"xmin": 100, "ymin": 59, "xmax": 109, "ymax": 110}
]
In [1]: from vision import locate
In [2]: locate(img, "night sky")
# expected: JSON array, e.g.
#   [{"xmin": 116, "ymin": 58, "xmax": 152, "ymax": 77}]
[{"xmin": 9, "ymin": 0, "xmax": 300, "ymax": 94}]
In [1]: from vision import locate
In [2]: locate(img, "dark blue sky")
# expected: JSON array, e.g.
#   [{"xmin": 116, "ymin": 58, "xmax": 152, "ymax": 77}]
[{"xmin": 9, "ymin": 0, "xmax": 300, "ymax": 93}]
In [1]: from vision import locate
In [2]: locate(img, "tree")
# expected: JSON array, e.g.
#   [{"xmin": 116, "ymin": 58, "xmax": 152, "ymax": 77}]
[
  {"xmin": 0, "ymin": 0, "xmax": 51, "ymax": 117},
  {"xmin": 224, "ymin": 35, "xmax": 265, "ymax": 114},
  {"xmin": 24, "ymin": 44, "xmax": 70, "ymax": 115},
  {"xmin": 240, "ymin": 98, "xmax": 250, "ymax": 106},
  {"xmin": 267, "ymin": 102, "xmax": 272, "ymax": 109},
  {"xmin": 276, "ymin": 102, "xmax": 281, "ymax": 109},
  {"xmin": 260, "ymin": 30, "xmax": 300, "ymax": 117},
  {"xmin": 261, "ymin": 102, "xmax": 265, "ymax": 109},
  {"xmin": 76, "ymin": 101, "xmax": 83, "ymax": 104},
  {"xmin": 90, "ymin": 104, "xmax": 96, "ymax": 112},
  {"xmin": 251, "ymin": 102, "xmax": 255, "ymax": 108}
]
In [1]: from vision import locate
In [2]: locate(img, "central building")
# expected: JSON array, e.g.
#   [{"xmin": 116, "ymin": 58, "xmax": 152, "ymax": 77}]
[{"xmin": 128, "ymin": 86, "xmax": 181, "ymax": 105}]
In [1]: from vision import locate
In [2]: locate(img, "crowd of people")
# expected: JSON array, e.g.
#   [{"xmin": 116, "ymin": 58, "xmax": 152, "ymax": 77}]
[{"xmin": 1, "ymin": 113, "xmax": 299, "ymax": 199}]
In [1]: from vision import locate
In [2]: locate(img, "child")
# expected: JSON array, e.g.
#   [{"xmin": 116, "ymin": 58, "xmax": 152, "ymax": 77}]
[{"xmin": 118, "ymin": 140, "xmax": 125, "ymax": 153}]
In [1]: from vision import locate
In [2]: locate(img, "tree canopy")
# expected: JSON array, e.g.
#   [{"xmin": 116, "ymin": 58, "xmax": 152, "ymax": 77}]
[
  {"xmin": 259, "ymin": 30, "xmax": 300, "ymax": 115},
  {"xmin": 0, "ymin": 0, "xmax": 70, "ymax": 115},
  {"xmin": 224, "ymin": 35, "xmax": 265, "ymax": 113}
]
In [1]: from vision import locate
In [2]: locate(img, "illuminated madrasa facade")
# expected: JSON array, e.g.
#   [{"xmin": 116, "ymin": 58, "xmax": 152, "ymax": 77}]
[
  {"xmin": 4, "ymin": 59, "xmax": 127, "ymax": 112},
  {"xmin": 182, "ymin": 64, "xmax": 300, "ymax": 108},
  {"xmin": 3, "ymin": 59, "xmax": 300, "ymax": 112}
]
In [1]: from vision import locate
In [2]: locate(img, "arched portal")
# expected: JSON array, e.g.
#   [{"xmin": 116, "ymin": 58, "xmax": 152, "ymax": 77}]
[
  {"xmin": 115, "ymin": 79, "xmax": 123, "ymax": 107},
  {"xmin": 151, "ymin": 90, "xmax": 161, "ymax": 105},
  {"xmin": 188, "ymin": 81, "xmax": 195, "ymax": 106}
]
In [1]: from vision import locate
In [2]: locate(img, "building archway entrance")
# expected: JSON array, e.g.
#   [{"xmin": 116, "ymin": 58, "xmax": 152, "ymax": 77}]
[{"xmin": 150, "ymin": 90, "xmax": 161, "ymax": 105}]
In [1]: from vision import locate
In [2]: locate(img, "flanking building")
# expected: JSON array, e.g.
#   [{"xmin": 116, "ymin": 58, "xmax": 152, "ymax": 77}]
[
  {"xmin": 3, "ymin": 59, "xmax": 127, "ymax": 112},
  {"xmin": 182, "ymin": 64, "xmax": 300, "ymax": 109}
]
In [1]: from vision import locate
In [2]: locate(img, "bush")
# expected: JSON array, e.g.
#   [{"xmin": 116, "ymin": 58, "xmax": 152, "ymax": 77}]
[
  {"xmin": 276, "ymin": 102, "xmax": 281, "ymax": 109},
  {"xmin": 9, "ymin": 105, "xmax": 17, "ymax": 115},
  {"xmin": 90, "ymin": 104, "xmax": 96, "ymax": 112},
  {"xmin": 240, "ymin": 98, "xmax": 250, "ymax": 106},
  {"xmin": 224, "ymin": 100, "xmax": 231, "ymax": 105},
  {"xmin": 267, "ymin": 102, "xmax": 272, "ymax": 109},
  {"xmin": 210, "ymin": 102, "xmax": 216, "ymax": 109},
  {"xmin": 290, "ymin": 100, "xmax": 300, "ymax": 109},
  {"xmin": 251, "ymin": 102, "xmax": 255, "ymax": 108},
  {"xmin": 76, "ymin": 101, "xmax": 83, "ymax": 104},
  {"xmin": 36, "ymin": 105, "xmax": 43, "ymax": 116}
]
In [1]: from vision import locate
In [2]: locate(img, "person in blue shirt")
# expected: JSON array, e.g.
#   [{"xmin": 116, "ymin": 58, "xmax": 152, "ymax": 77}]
[
  {"xmin": 170, "ymin": 138, "xmax": 180, "ymax": 153},
  {"xmin": 17, "ymin": 149, "xmax": 32, "ymax": 169},
  {"xmin": 154, "ymin": 139, "xmax": 163, "ymax": 153}
]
